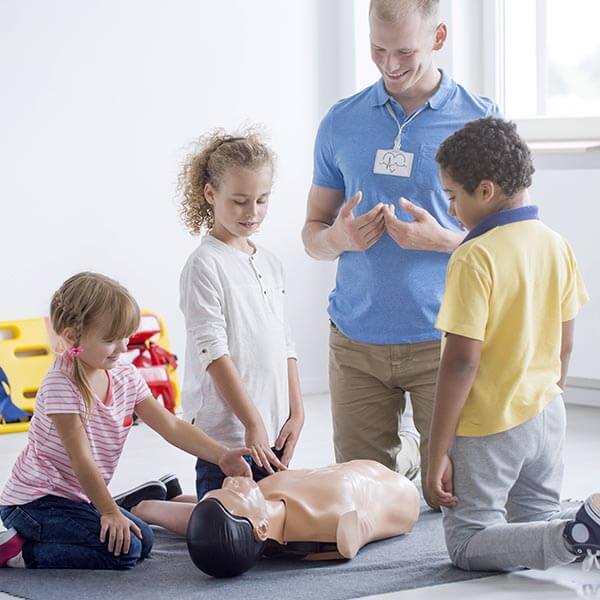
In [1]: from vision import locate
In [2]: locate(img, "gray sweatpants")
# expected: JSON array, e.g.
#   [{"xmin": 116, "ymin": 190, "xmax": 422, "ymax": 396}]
[{"xmin": 443, "ymin": 396, "xmax": 578, "ymax": 571}]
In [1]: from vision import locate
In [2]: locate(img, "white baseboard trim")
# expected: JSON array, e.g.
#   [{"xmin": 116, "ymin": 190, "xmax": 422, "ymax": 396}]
[{"xmin": 564, "ymin": 377, "xmax": 600, "ymax": 408}]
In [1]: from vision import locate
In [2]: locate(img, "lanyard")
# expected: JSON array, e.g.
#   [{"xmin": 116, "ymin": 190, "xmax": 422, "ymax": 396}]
[{"xmin": 384, "ymin": 101, "xmax": 426, "ymax": 151}]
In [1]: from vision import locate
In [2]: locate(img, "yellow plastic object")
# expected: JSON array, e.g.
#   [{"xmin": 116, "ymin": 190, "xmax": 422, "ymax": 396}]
[
  {"xmin": 0, "ymin": 318, "xmax": 54, "ymax": 434},
  {"xmin": 0, "ymin": 311, "xmax": 180, "ymax": 434},
  {"xmin": 139, "ymin": 310, "xmax": 181, "ymax": 410}
]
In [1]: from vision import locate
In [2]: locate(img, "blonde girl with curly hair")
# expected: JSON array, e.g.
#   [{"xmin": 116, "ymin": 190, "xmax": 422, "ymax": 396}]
[
  {"xmin": 0, "ymin": 272, "xmax": 251, "ymax": 570},
  {"xmin": 176, "ymin": 126, "xmax": 304, "ymax": 502}
]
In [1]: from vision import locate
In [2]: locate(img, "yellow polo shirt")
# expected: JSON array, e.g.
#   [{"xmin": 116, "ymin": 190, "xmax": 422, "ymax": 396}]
[{"xmin": 436, "ymin": 219, "xmax": 589, "ymax": 437}]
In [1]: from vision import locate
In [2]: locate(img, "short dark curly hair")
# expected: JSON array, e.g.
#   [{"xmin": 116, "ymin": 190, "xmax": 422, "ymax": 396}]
[{"xmin": 436, "ymin": 117, "xmax": 535, "ymax": 197}]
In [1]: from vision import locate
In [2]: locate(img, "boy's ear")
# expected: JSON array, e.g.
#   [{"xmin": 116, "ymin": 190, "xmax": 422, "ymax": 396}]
[{"xmin": 478, "ymin": 180, "xmax": 495, "ymax": 202}]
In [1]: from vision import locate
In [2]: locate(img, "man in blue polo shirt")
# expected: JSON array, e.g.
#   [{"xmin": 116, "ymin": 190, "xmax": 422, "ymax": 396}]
[{"xmin": 302, "ymin": 0, "xmax": 499, "ymax": 507}]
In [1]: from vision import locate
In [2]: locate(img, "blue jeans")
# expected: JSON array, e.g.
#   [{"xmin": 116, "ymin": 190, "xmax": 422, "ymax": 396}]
[
  {"xmin": 195, "ymin": 448, "xmax": 284, "ymax": 500},
  {"xmin": 0, "ymin": 495, "xmax": 154, "ymax": 569}
]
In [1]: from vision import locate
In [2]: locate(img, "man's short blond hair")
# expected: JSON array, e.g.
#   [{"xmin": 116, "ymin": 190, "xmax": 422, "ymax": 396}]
[{"xmin": 369, "ymin": 0, "xmax": 440, "ymax": 24}]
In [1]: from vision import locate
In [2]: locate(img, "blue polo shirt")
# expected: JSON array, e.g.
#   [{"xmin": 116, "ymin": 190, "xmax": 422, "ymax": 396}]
[{"xmin": 313, "ymin": 70, "xmax": 499, "ymax": 344}]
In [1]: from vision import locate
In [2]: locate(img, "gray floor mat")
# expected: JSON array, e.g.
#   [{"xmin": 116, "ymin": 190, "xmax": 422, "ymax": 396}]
[{"xmin": 0, "ymin": 506, "xmax": 495, "ymax": 600}]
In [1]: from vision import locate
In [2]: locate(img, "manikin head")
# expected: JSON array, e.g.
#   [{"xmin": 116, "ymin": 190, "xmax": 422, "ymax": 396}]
[
  {"xmin": 208, "ymin": 477, "xmax": 272, "ymax": 540},
  {"xmin": 186, "ymin": 477, "xmax": 273, "ymax": 578}
]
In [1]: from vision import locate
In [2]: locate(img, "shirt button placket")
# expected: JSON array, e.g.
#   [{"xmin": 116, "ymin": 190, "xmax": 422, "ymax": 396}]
[{"xmin": 249, "ymin": 257, "xmax": 268, "ymax": 300}]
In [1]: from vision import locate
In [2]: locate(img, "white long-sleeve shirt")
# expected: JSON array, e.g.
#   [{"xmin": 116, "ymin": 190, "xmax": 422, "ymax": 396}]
[{"xmin": 179, "ymin": 235, "xmax": 297, "ymax": 448}]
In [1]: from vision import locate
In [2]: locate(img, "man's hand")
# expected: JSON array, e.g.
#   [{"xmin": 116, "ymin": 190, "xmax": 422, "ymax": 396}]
[
  {"xmin": 426, "ymin": 454, "xmax": 458, "ymax": 509},
  {"xmin": 330, "ymin": 191, "xmax": 385, "ymax": 253},
  {"xmin": 383, "ymin": 198, "xmax": 462, "ymax": 252},
  {"xmin": 275, "ymin": 416, "xmax": 304, "ymax": 467}
]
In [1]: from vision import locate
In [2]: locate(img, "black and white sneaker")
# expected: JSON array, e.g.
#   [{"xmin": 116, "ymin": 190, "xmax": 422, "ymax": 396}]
[
  {"xmin": 114, "ymin": 480, "xmax": 167, "ymax": 511},
  {"xmin": 564, "ymin": 493, "xmax": 600, "ymax": 571},
  {"xmin": 159, "ymin": 473, "xmax": 182, "ymax": 500}
]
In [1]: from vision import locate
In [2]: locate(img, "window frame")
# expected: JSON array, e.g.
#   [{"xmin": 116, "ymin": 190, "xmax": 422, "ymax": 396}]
[{"xmin": 483, "ymin": 0, "xmax": 600, "ymax": 143}]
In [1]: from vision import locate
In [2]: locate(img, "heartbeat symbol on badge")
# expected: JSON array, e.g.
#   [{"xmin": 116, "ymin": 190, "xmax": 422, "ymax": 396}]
[{"xmin": 380, "ymin": 151, "xmax": 406, "ymax": 173}]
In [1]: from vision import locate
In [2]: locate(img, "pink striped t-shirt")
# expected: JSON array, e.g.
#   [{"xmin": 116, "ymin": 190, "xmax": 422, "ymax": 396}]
[{"xmin": 0, "ymin": 354, "xmax": 150, "ymax": 506}]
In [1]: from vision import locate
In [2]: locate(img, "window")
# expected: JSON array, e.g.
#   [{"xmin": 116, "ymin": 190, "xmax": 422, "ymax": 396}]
[
  {"xmin": 352, "ymin": 0, "xmax": 600, "ymax": 142},
  {"xmin": 486, "ymin": 0, "xmax": 600, "ymax": 141}
]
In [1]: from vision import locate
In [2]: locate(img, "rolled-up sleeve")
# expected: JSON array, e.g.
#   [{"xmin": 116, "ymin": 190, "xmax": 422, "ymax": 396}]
[
  {"xmin": 181, "ymin": 258, "xmax": 230, "ymax": 371},
  {"xmin": 285, "ymin": 325, "xmax": 297, "ymax": 361}
]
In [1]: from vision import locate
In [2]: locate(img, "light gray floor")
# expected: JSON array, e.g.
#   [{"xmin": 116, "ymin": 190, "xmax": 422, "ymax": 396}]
[{"xmin": 1, "ymin": 396, "xmax": 599, "ymax": 599}]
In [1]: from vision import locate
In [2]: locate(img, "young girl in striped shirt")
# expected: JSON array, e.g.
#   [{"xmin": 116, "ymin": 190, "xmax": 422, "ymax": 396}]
[{"xmin": 0, "ymin": 272, "xmax": 251, "ymax": 570}]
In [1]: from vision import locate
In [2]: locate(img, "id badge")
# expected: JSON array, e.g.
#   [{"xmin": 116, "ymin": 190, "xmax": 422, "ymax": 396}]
[{"xmin": 373, "ymin": 148, "xmax": 414, "ymax": 177}]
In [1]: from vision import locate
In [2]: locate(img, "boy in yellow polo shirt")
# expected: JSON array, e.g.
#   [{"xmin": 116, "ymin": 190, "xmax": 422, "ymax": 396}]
[{"xmin": 427, "ymin": 117, "xmax": 598, "ymax": 572}]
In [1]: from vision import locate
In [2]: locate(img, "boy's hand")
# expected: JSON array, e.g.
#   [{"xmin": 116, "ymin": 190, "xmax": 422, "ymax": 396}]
[
  {"xmin": 218, "ymin": 447, "xmax": 252, "ymax": 478},
  {"xmin": 100, "ymin": 509, "xmax": 142, "ymax": 556},
  {"xmin": 427, "ymin": 454, "xmax": 458, "ymax": 509},
  {"xmin": 275, "ymin": 416, "xmax": 304, "ymax": 466},
  {"xmin": 245, "ymin": 422, "xmax": 286, "ymax": 473}
]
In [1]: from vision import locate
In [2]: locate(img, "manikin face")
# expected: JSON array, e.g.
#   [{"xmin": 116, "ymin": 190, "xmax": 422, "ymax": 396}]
[
  {"xmin": 440, "ymin": 169, "xmax": 493, "ymax": 231},
  {"xmin": 205, "ymin": 165, "xmax": 272, "ymax": 243},
  {"xmin": 205, "ymin": 477, "xmax": 271, "ymax": 540},
  {"xmin": 369, "ymin": 10, "xmax": 445, "ymax": 100},
  {"xmin": 64, "ymin": 323, "xmax": 130, "ymax": 371}
]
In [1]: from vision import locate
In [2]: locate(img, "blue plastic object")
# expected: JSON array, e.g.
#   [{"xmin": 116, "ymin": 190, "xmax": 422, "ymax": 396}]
[{"xmin": 0, "ymin": 367, "xmax": 31, "ymax": 423}]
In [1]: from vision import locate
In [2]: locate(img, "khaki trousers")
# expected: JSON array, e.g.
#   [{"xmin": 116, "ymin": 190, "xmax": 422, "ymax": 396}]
[{"xmin": 329, "ymin": 324, "xmax": 440, "ymax": 504}]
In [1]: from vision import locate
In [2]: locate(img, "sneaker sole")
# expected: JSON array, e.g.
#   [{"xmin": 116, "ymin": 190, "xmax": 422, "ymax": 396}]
[
  {"xmin": 113, "ymin": 481, "xmax": 166, "ymax": 503},
  {"xmin": 159, "ymin": 474, "xmax": 178, "ymax": 485}
]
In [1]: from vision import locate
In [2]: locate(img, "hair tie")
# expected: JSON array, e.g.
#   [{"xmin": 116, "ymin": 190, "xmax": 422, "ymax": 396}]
[{"xmin": 69, "ymin": 346, "xmax": 83, "ymax": 357}]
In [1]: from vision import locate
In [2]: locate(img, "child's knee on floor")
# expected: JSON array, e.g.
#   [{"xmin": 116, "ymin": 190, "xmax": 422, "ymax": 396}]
[
  {"xmin": 446, "ymin": 539, "xmax": 471, "ymax": 571},
  {"xmin": 138, "ymin": 521, "xmax": 154, "ymax": 559},
  {"xmin": 106, "ymin": 530, "xmax": 149, "ymax": 570}
]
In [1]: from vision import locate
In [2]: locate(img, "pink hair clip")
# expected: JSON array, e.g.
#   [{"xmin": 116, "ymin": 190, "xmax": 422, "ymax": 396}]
[{"xmin": 69, "ymin": 346, "xmax": 83, "ymax": 357}]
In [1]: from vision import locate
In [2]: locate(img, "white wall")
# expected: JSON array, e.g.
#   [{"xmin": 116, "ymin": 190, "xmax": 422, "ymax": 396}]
[
  {"xmin": 529, "ymin": 167, "xmax": 600, "ymax": 379},
  {"xmin": 0, "ymin": 0, "xmax": 339, "ymax": 394}
]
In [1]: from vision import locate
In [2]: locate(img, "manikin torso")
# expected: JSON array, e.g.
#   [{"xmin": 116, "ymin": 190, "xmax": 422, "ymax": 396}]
[{"xmin": 204, "ymin": 460, "xmax": 420, "ymax": 559}]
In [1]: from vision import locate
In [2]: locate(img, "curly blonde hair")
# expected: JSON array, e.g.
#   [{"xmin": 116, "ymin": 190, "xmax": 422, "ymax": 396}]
[
  {"xmin": 50, "ymin": 272, "xmax": 140, "ymax": 418},
  {"xmin": 178, "ymin": 127, "xmax": 274, "ymax": 235}
]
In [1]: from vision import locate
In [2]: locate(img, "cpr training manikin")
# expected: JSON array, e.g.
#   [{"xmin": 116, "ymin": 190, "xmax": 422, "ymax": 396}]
[{"xmin": 187, "ymin": 459, "xmax": 420, "ymax": 577}]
